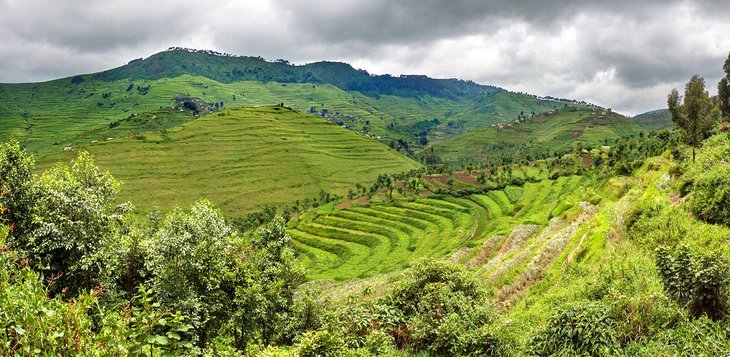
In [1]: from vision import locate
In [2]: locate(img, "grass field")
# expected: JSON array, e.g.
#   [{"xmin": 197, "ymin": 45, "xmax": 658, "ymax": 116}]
[
  {"xmin": 293, "ymin": 175, "xmax": 591, "ymax": 280},
  {"xmin": 1, "ymin": 73, "xmax": 565, "ymax": 156},
  {"xmin": 38, "ymin": 106, "xmax": 420, "ymax": 216},
  {"xmin": 423, "ymin": 107, "xmax": 644, "ymax": 163}
]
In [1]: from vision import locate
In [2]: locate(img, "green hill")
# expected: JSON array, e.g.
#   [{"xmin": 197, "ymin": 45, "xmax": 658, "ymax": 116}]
[
  {"xmin": 632, "ymin": 109, "xmax": 674, "ymax": 131},
  {"xmin": 0, "ymin": 48, "xmax": 567, "ymax": 155},
  {"xmin": 39, "ymin": 106, "xmax": 419, "ymax": 216},
  {"xmin": 421, "ymin": 107, "xmax": 643, "ymax": 163}
]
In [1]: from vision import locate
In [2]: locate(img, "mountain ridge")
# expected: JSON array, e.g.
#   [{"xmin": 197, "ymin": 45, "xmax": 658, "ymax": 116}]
[{"xmin": 82, "ymin": 47, "xmax": 502, "ymax": 100}]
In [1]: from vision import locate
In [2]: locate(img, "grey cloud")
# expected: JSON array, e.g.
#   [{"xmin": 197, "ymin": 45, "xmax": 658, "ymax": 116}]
[{"xmin": 0, "ymin": 0, "xmax": 729, "ymax": 114}]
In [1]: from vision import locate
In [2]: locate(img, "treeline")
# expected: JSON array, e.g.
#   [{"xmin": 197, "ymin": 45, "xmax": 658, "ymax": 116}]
[{"xmin": 0, "ymin": 141, "xmax": 306, "ymax": 354}]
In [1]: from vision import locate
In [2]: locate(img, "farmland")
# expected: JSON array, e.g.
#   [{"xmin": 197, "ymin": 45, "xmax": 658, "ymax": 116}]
[
  {"xmin": 39, "ymin": 106, "xmax": 419, "ymax": 216},
  {"xmin": 293, "ymin": 175, "xmax": 589, "ymax": 280}
]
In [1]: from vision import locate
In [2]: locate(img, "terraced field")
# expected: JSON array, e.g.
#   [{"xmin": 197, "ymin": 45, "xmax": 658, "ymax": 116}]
[
  {"xmin": 294, "ymin": 175, "xmax": 590, "ymax": 280},
  {"xmin": 38, "ymin": 106, "xmax": 419, "ymax": 216},
  {"xmin": 423, "ymin": 107, "xmax": 643, "ymax": 163}
]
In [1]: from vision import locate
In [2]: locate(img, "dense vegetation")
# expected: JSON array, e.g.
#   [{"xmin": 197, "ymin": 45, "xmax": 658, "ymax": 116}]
[{"xmin": 1, "ymin": 51, "xmax": 729, "ymax": 356}]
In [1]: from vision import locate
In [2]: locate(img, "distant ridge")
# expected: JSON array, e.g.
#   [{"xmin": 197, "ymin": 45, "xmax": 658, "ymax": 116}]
[
  {"xmin": 632, "ymin": 109, "xmax": 673, "ymax": 131},
  {"xmin": 92, "ymin": 47, "xmax": 502, "ymax": 100}
]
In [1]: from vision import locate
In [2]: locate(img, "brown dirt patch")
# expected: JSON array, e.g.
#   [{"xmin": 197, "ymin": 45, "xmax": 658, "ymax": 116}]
[
  {"xmin": 353, "ymin": 195, "xmax": 370, "ymax": 205},
  {"xmin": 335, "ymin": 200, "xmax": 353, "ymax": 209},
  {"xmin": 580, "ymin": 155, "xmax": 593, "ymax": 166},
  {"xmin": 453, "ymin": 172, "xmax": 479, "ymax": 186},
  {"xmin": 419, "ymin": 189, "xmax": 434, "ymax": 197},
  {"xmin": 428, "ymin": 175, "xmax": 449, "ymax": 186}
]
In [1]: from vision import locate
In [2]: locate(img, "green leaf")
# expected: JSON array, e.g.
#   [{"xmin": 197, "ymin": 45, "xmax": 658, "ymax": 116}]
[
  {"xmin": 176, "ymin": 324, "xmax": 193, "ymax": 332},
  {"xmin": 148, "ymin": 334, "xmax": 169, "ymax": 345},
  {"xmin": 13, "ymin": 326, "xmax": 25, "ymax": 336}
]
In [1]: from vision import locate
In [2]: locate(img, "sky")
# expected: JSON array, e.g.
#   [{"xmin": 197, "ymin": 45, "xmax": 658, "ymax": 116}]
[{"xmin": 1, "ymin": 0, "xmax": 729, "ymax": 115}]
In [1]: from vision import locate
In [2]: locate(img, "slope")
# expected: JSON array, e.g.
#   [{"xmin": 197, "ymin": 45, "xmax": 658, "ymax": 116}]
[
  {"xmin": 0, "ymin": 48, "xmax": 567, "ymax": 155},
  {"xmin": 422, "ymin": 106, "xmax": 643, "ymax": 163},
  {"xmin": 632, "ymin": 109, "xmax": 673, "ymax": 131},
  {"xmin": 39, "ymin": 106, "xmax": 420, "ymax": 216}
]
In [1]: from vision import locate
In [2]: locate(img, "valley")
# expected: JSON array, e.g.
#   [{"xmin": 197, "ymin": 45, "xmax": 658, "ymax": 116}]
[{"xmin": 1, "ymin": 44, "xmax": 728, "ymax": 357}]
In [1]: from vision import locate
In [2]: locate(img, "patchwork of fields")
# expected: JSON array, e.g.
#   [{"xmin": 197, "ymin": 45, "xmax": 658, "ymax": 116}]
[{"xmin": 293, "ymin": 175, "xmax": 591, "ymax": 281}]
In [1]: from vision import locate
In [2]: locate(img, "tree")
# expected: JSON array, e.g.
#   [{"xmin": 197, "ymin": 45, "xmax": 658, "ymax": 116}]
[
  {"xmin": 9, "ymin": 151, "xmax": 121, "ymax": 297},
  {"xmin": 231, "ymin": 217, "xmax": 305, "ymax": 348},
  {"xmin": 0, "ymin": 140, "xmax": 38, "ymax": 239},
  {"xmin": 719, "ymin": 53, "xmax": 730, "ymax": 119},
  {"xmin": 146, "ymin": 199, "xmax": 236, "ymax": 345},
  {"xmin": 667, "ymin": 75, "xmax": 714, "ymax": 162}
]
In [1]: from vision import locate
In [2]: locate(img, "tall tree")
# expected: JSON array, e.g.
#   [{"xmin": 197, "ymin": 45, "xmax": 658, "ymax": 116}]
[
  {"xmin": 668, "ymin": 75, "xmax": 714, "ymax": 162},
  {"xmin": 719, "ymin": 53, "xmax": 730, "ymax": 119}
]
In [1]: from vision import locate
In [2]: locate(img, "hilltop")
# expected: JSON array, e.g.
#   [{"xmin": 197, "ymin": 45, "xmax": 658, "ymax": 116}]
[
  {"xmin": 632, "ymin": 109, "xmax": 674, "ymax": 131},
  {"xmin": 1, "ymin": 48, "xmax": 578, "ymax": 155},
  {"xmin": 40, "ymin": 106, "xmax": 419, "ymax": 216}
]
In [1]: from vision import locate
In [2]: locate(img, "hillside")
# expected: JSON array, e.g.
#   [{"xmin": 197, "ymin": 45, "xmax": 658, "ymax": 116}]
[
  {"xmin": 0, "ymin": 48, "xmax": 567, "ymax": 155},
  {"xmin": 294, "ymin": 176, "xmax": 588, "ymax": 281},
  {"xmin": 422, "ymin": 106, "xmax": 643, "ymax": 163},
  {"xmin": 39, "ymin": 106, "xmax": 420, "ymax": 216},
  {"xmin": 633, "ymin": 109, "xmax": 674, "ymax": 131}
]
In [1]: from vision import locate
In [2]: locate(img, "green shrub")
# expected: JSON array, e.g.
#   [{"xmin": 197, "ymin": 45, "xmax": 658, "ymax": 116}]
[
  {"xmin": 530, "ymin": 302, "xmax": 620, "ymax": 356},
  {"xmin": 383, "ymin": 261, "xmax": 511, "ymax": 355},
  {"xmin": 364, "ymin": 329, "xmax": 395, "ymax": 355},
  {"xmin": 687, "ymin": 164, "xmax": 730, "ymax": 226},
  {"xmin": 655, "ymin": 245, "xmax": 730, "ymax": 319},
  {"xmin": 295, "ymin": 330, "xmax": 346, "ymax": 357}
]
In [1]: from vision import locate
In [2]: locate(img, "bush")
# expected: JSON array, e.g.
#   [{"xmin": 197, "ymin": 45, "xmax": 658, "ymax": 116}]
[
  {"xmin": 295, "ymin": 330, "xmax": 346, "ymax": 357},
  {"xmin": 530, "ymin": 302, "xmax": 620, "ymax": 356},
  {"xmin": 382, "ymin": 261, "xmax": 511, "ymax": 355},
  {"xmin": 6, "ymin": 150, "xmax": 121, "ymax": 297},
  {"xmin": 147, "ymin": 199, "xmax": 236, "ymax": 344},
  {"xmin": 655, "ymin": 245, "xmax": 730, "ymax": 320},
  {"xmin": 687, "ymin": 164, "xmax": 730, "ymax": 226}
]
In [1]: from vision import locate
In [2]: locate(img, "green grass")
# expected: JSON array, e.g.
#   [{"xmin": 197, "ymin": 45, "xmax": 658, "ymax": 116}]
[
  {"xmin": 293, "ymin": 176, "xmax": 591, "ymax": 281},
  {"xmin": 1, "ymin": 71, "xmax": 567, "ymax": 156},
  {"xmin": 423, "ymin": 107, "xmax": 644, "ymax": 163},
  {"xmin": 38, "ymin": 106, "xmax": 419, "ymax": 216}
]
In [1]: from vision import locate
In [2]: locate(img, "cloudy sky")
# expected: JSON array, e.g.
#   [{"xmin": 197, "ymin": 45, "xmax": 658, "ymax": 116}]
[{"xmin": 1, "ymin": 0, "xmax": 729, "ymax": 115}]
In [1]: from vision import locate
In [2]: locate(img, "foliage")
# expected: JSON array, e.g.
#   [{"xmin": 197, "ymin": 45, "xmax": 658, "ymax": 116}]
[
  {"xmin": 146, "ymin": 199, "xmax": 236, "ymax": 344},
  {"xmin": 382, "ymin": 261, "xmax": 511, "ymax": 355},
  {"xmin": 124, "ymin": 285, "xmax": 195, "ymax": 356},
  {"xmin": 231, "ymin": 216, "xmax": 306, "ymax": 348},
  {"xmin": 0, "ymin": 140, "xmax": 38, "ymax": 239},
  {"xmin": 655, "ymin": 245, "xmax": 730, "ymax": 320},
  {"xmin": 2, "ymin": 147, "xmax": 121, "ymax": 297},
  {"xmin": 687, "ymin": 158, "xmax": 730, "ymax": 226},
  {"xmin": 718, "ymin": 52, "xmax": 730, "ymax": 119},
  {"xmin": 668, "ymin": 75, "xmax": 716, "ymax": 161},
  {"xmin": 295, "ymin": 330, "xmax": 347, "ymax": 357},
  {"xmin": 0, "ymin": 225, "xmax": 194, "ymax": 356},
  {"xmin": 529, "ymin": 302, "xmax": 620, "ymax": 356}
]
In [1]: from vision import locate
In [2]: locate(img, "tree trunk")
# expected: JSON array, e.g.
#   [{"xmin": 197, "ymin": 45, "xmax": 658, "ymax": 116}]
[{"xmin": 692, "ymin": 132, "xmax": 696, "ymax": 163}]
